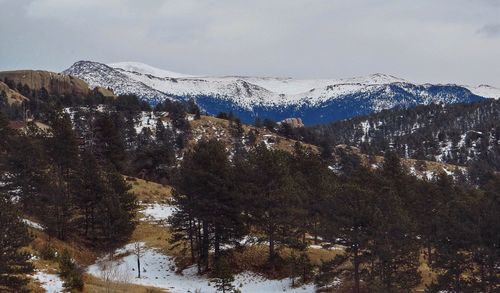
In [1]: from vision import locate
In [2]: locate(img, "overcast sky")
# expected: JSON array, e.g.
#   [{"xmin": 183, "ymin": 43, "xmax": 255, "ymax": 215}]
[{"xmin": 1, "ymin": 0, "xmax": 499, "ymax": 86}]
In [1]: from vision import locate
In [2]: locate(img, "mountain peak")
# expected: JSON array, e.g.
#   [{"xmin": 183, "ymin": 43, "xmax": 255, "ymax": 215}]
[
  {"xmin": 108, "ymin": 62, "xmax": 193, "ymax": 79},
  {"xmin": 355, "ymin": 73, "xmax": 407, "ymax": 84}
]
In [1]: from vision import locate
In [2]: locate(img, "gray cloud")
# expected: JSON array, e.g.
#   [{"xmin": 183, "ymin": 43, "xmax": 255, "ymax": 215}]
[
  {"xmin": 0, "ymin": 0, "xmax": 499, "ymax": 87},
  {"xmin": 477, "ymin": 24, "xmax": 500, "ymax": 37}
]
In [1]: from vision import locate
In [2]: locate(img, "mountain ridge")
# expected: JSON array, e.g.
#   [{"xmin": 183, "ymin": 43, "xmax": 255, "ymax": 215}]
[{"xmin": 63, "ymin": 60, "xmax": 495, "ymax": 125}]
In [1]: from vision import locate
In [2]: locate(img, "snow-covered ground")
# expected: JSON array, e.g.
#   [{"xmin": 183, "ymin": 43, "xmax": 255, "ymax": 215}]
[
  {"xmin": 109, "ymin": 62, "xmax": 194, "ymax": 79},
  {"xmin": 466, "ymin": 84, "xmax": 500, "ymax": 100},
  {"xmin": 33, "ymin": 271, "xmax": 64, "ymax": 293},
  {"xmin": 22, "ymin": 218, "xmax": 45, "ymax": 230},
  {"xmin": 134, "ymin": 111, "xmax": 171, "ymax": 135},
  {"xmin": 140, "ymin": 203, "xmax": 175, "ymax": 223},
  {"xmin": 87, "ymin": 242, "xmax": 315, "ymax": 293}
]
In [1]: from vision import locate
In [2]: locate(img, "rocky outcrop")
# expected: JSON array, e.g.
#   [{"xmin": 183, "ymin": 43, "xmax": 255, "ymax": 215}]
[
  {"xmin": 94, "ymin": 86, "xmax": 115, "ymax": 98},
  {"xmin": 0, "ymin": 81, "xmax": 28, "ymax": 104},
  {"xmin": 0, "ymin": 70, "xmax": 91, "ymax": 97},
  {"xmin": 281, "ymin": 117, "xmax": 304, "ymax": 128}
]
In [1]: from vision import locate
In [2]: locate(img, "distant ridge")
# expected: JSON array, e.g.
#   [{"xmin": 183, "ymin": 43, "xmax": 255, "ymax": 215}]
[{"xmin": 63, "ymin": 60, "xmax": 493, "ymax": 125}]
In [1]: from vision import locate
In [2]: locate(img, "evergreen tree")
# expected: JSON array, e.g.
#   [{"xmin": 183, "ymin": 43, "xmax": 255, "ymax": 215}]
[
  {"xmin": 0, "ymin": 196, "xmax": 33, "ymax": 292},
  {"xmin": 427, "ymin": 184, "xmax": 479, "ymax": 292},
  {"xmin": 317, "ymin": 171, "xmax": 378, "ymax": 293},
  {"xmin": 473, "ymin": 176, "xmax": 500, "ymax": 292},
  {"xmin": 211, "ymin": 258, "xmax": 236, "ymax": 293},
  {"xmin": 288, "ymin": 251, "xmax": 313, "ymax": 287},
  {"xmin": 240, "ymin": 144, "xmax": 301, "ymax": 265},
  {"xmin": 46, "ymin": 111, "xmax": 80, "ymax": 239},
  {"xmin": 0, "ymin": 111, "xmax": 13, "ymax": 153},
  {"xmin": 292, "ymin": 143, "xmax": 332, "ymax": 244},
  {"xmin": 95, "ymin": 170, "xmax": 136, "ymax": 245},
  {"xmin": 58, "ymin": 249, "xmax": 84, "ymax": 291},
  {"xmin": 5, "ymin": 135, "xmax": 50, "ymax": 217},
  {"xmin": 94, "ymin": 112, "xmax": 127, "ymax": 171},
  {"xmin": 74, "ymin": 151, "xmax": 106, "ymax": 238},
  {"xmin": 171, "ymin": 139, "xmax": 246, "ymax": 272}
]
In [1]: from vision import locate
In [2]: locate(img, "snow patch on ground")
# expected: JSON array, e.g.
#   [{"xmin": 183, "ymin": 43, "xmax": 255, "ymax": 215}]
[
  {"xmin": 33, "ymin": 271, "xmax": 64, "ymax": 293},
  {"xmin": 140, "ymin": 203, "xmax": 175, "ymax": 223},
  {"xmin": 88, "ymin": 243, "xmax": 315, "ymax": 293},
  {"xmin": 22, "ymin": 218, "xmax": 45, "ymax": 230}
]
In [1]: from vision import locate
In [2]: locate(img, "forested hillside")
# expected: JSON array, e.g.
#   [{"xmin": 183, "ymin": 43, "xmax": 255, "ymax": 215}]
[
  {"xmin": 1, "ymin": 82, "xmax": 499, "ymax": 292},
  {"xmin": 280, "ymin": 99, "xmax": 500, "ymax": 183}
]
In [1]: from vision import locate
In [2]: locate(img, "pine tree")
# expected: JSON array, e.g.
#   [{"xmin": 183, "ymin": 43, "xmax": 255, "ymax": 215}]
[
  {"xmin": 291, "ymin": 143, "xmax": 332, "ymax": 245},
  {"xmin": 211, "ymin": 258, "xmax": 236, "ymax": 293},
  {"xmin": 367, "ymin": 187, "xmax": 421, "ymax": 292},
  {"xmin": 95, "ymin": 170, "xmax": 136, "ymax": 245},
  {"xmin": 171, "ymin": 139, "xmax": 246, "ymax": 271},
  {"xmin": 473, "ymin": 176, "xmax": 500, "ymax": 292},
  {"xmin": 5, "ymin": 135, "xmax": 50, "ymax": 217},
  {"xmin": 94, "ymin": 112, "xmax": 127, "ymax": 171},
  {"xmin": 0, "ymin": 111, "xmax": 13, "ymax": 153},
  {"xmin": 46, "ymin": 111, "xmax": 80, "ymax": 239},
  {"xmin": 427, "ymin": 183, "xmax": 480, "ymax": 292},
  {"xmin": 317, "ymin": 168, "xmax": 388, "ymax": 292},
  {"xmin": 366, "ymin": 152, "xmax": 422, "ymax": 291},
  {"xmin": 0, "ymin": 196, "xmax": 34, "ymax": 292},
  {"xmin": 240, "ymin": 144, "xmax": 301, "ymax": 265},
  {"xmin": 74, "ymin": 151, "xmax": 106, "ymax": 238},
  {"xmin": 288, "ymin": 251, "xmax": 313, "ymax": 287},
  {"xmin": 58, "ymin": 249, "xmax": 84, "ymax": 291}
]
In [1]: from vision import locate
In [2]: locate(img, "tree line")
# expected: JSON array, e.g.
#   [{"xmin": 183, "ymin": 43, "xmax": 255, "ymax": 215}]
[
  {"xmin": 170, "ymin": 139, "xmax": 499, "ymax": 292},
  {"xmin": 0, "ymin": 92, "xmax": 199, "ymax": 291},
  {"xmin": 275, "ymin": 99, "xmax": 500, "ymax": 182},
  {"xmin": 0, "ymin": 108, "xmax": 137, "ymax": 291}
]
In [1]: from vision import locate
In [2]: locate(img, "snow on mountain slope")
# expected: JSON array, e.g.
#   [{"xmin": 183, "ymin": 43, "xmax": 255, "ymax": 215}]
[
  {"xmin": 63, "ymin": 61, "xmax": 489, "ymax": 124},
  {"xmin": 102, "ymin": 65, "xmax": 413, "ymax": 108},
  {"xmin": 65, "ymin": 61, "xmax": 414, "ymax": 108},
  {"xmin": 466, "ymin": 84, "xmax": 500, "ymax": 99},
  {"xmin": 63, "ymin": 61, "xmax": 168, "ymax": 101},
  {"xmin": 240, "ymin": 73, "xmax": 407, "ymax": 95},
  {"xmin": 109, "ymin": 61, "xmax": 194, "ymax": 78}
]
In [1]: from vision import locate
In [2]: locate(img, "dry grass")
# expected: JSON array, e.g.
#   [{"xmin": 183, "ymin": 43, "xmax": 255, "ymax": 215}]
[
  {"xmin": 188, "ymin": 115, "xmax": 319, "ymax": 154},
  {"xmin": 414, "ymin": 252, "xmax": 436, "ymax": 292},
  {"xmin": 26, "ymin": 280, "xmax": 47, "ymax": 293},
  {"xmin": 83, "ymin": 274, "xmax": 167, "ymax": 293},
  {"xmin": 131, "ymin": 222, "xmax": 171, "ymax": 253},
  {"xmin": 306, "ymin": 247, "xmax": 343, "ymax": 265},
  {"xmin": 30, "ymin": 229, "xmax": 98, "ymax": 266},
  {"xmin": 126, "ymin": 177, "xmax": 172, "ymax": 203}
]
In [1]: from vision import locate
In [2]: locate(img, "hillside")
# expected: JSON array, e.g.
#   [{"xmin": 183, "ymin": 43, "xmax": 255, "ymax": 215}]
[
  {"xmin": 2, "ymin": 95, "xmax": 497, "ymax": 293},
  {"xmin": 0, "ymin": 80, "xmax": 28, "ymax": 104},
  {"xmin": 63, "ymin": 61, "xmax": 491, "ymax": 125},
  {"xmin": 129, "ymin": 111, "xmax": 463, "ymax": 180},
  {"xmin": 293, "ymin": 99, "xmax": 500, "ymax": 174},
  {"xmin": 0, "ymin": 70, "xmax": 92, "ymax": 97}
]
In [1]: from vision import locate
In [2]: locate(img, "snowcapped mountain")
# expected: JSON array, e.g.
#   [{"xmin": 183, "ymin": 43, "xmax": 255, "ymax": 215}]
[
  {"xmin": 63, "ymin": 61, "xmax": 489, "ymax": 125},
  {"xmin": 109, "ymin": 62, "xmax": 194, "ymax": 79},
  {"xmin": 63, "ymin": 61, "xmax": 168, "ymax": 101},
  {"xmin": 466, "ymin": 84, "xmax": 500, "ymax": 100}
]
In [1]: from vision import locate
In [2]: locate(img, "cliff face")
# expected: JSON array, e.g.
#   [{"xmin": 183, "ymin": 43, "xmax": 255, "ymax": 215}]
[
  {"xmin": 0, "ymin": 81, "xmax": 28, "ymax": 104},
  {"xmin": 0, "ymin": 70, "xmax": 91, "ymax": 97}
]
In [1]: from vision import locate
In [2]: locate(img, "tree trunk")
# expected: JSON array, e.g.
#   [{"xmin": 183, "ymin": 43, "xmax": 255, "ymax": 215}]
[
  {"xmin": 313, "ymin": 221, "xmax": 318, "ymax": 245},
  {"xmin": 269, "ymin": 230, "xmax": 275, "ymax": 263},
  {"xmin": 214, "ymin": 226, "xmax": 221, "ymax": 262},
  {"xmin": 189, "ymin": 218, "xmax": 195, "ymax": 263},
  {"xmin": 137, "ymin": 255, "xmax": 141, "ymax": 278},
  {"xmin": 196, "ymin": 221, "xmax": 202, "ymax": 274},
  {"xmin": 353, "ymin": 245, "xmax": 360, "ymax": 293},
  {"xmin": 202, "ymin": 220, "xmax": 210, "ymax": 272}
]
